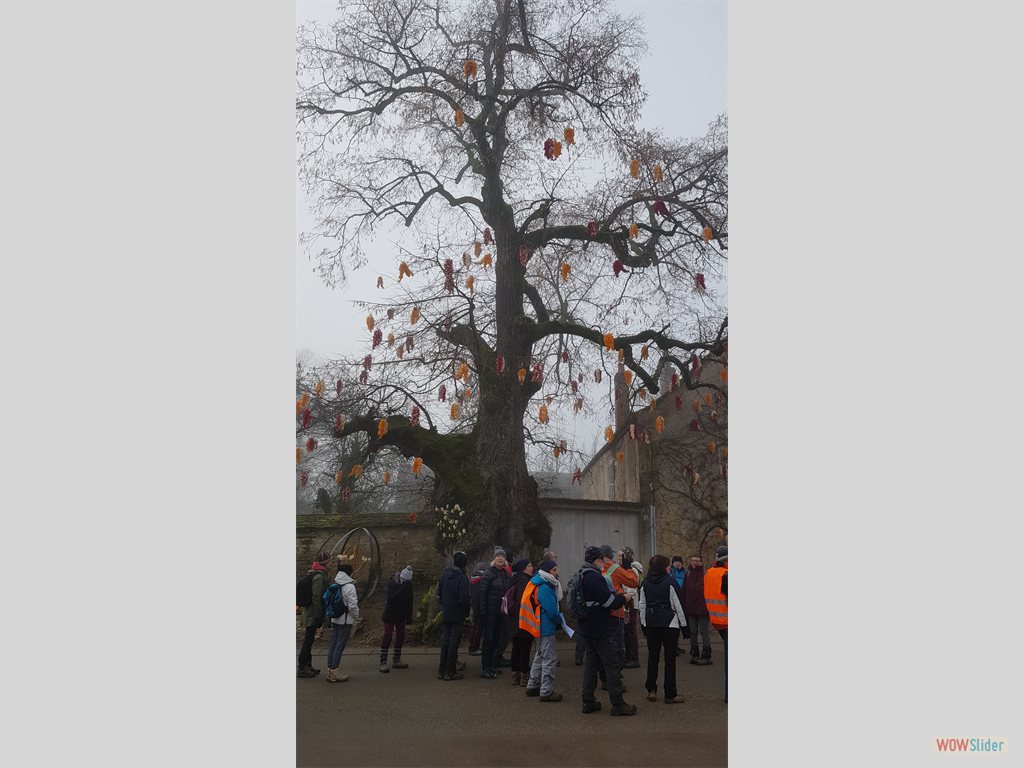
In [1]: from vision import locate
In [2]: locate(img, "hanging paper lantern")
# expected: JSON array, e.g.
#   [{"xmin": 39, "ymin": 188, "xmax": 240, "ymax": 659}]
[
  {"xmin": 464, "ymin": 388, "xmax": 473, "ymax": 399},
  {"xmin": 450, "ymin": 403, "xmax": 461, "ymax": 420},
  {"xmin": 481, "ymin": 253, "xmax": 492, "ymax": 269},
  {"xmin": 387, "ymin": 332, "xmax": 395, "ymax": 347},
  {"xmin": 306, "ymin": 437, "xmax": 316, "ymax": 453},
  {"xmin": 334, "ymin": 414, "xmax": 345, "ymax": 436},
  {"xmin": 519, "ymin": 245, "xmax": 530, "ymax": 267},
  {"xmin": 363, "ymin": 355, "xmax": 372, "ymax": 371},
  {"xmin": 342, "ymin": 486, "xmax": 352, "ymax": 502},
  {"xmin": 561, "ymin": 263, "xmax": 571, "ymax": 282},
  {"xmin": 366, "ymin": 315, "xmax": 375, "ymax": 331},
  {"xmin": 299, "ymin": 471, "xmax": 308, "ymax": 488},
  {"xmin": 398, "ymin": 262, "xmax": 414, "ymax": 281},
  {"xmin": 704, "ymin": 393, "xmax": 713, "ymax": 406},
  {"xmin": 630, "ymin": 158, "xmax": 639, "ymax": 178},
  {"xmin": 315, "ymin": 380, "xmax": 325, "ymax": 397},
  {"xmin": 301, "ymin": 407, "xmax": 312, "ymax": 429},
  {"xmin": 518, "ymin": 368, "xmax": 527, "ymax": 384},
  {"xmin": 444, "ymin": 259, "xmax": 454, "ymax": 293},
  {"xmin": 629, "ymin": 222, "xmax": 639, "ymax": 239},
  {"xmin": 587, "ymin": 221, "xmax": 597, "ymax": 238},
  {"xmin": 707, "ymin": 441, "xmax": 717, "ymax": 454},
  {"xmin": 552, "ymin": 140, "xmax": 562, "ymax": 160},
  {"xmin": 439, "ymin": 384, "xmax": 447, "ymax": 401},
  {"xmin": 612, "ymin": 259, "xmax": 625, "ymax": 278},
  {"xmin": 383, "ymin": 471, "xmax": 391, "ymax": 486},
  {"xmin": 454, "ymin": 109, "xmax": 464, "ymax": 127},
  {"xmin": 466, "ymin": 275, "xmax": 475, "ymax": 295},
  {"xmin": 336, "ymin": 379, "xmax": 343, "ymax": 395},
  {"xmin": 693, "ymin": 399, "xmax": 702, "ymax": 413},
  {"xmin": 296, "ymin": 447, "xmax": 301, "ymax": 465},
  {"xmin": 578, "ymin": 372, "xmax": 584, "ymax": 383},
  {"xmin": 463, "ymin": 58, "xmax": 477, "ymax": 78},
  {"xmin": 496, "ymin": 354, "xmax": 505, "ymax": 374},
  {"xmin": 372, "ymin": 329, "xmax": 382, "ymax": 349},
  {"xmin": 675, "ymin": 396, "xmax": 683, "ymax": 411},
  {"xmin": 405, "ymin": 335, "xmax": 414, "ymax": 352},
  {"xmin": 359, "ymin": 370, "xmax": 369, "ymax": 384},
  {"xmin": 456, "ymin": 361, "xmax": 469, "ymax": 381},
  {"xmin": 336, "ymin": 469, "xmax": 344, "ymax": 485},
  {"xmin": 411, "ymin": 405, "xmax": 420, "ymax": 427},
  {"xmin": 411, "ymin": 457, "xmax": 423, "ymax": 475},
  {"xmin": 463, "ymin": 252, "xmax": 471, "ymax": 269},
  {"xmin": 396, "ymin": 347, "xmax": 404, "ymax": 361},
  {"xmin": 603, "ymin": 333, "xmax": 614, "ymax": 351},
  {"xmin": 690, "ymin": 419, "xmax": 699, "ymax": 431},
  {"xmin": 623, "ymin": 370, "xmax": 633, "ymax": 385},
  {"xmin": 564, "ymin": 126, "xmax": 575, "ymax": 145},
  {"xmin": 703, "ymin": 226, "xmax": 714, "ymax": 242},
  {"xmin": 594, "ymin": 369, "xmax": 602, "ymax": 384},
  {"xmin": 561, "ymin": 350, "xmax": 569, "ymax": 364},
  {"xmin": 299, "ymin": 393, "xmax": 310, "ymax": 410},
  {"xmin": 544, "ymin": 138, "xmax": 555, "ymax": 160},
  {"xmin": 574, "ymin": 398, "xmax": 583, "ymax": 413},
  {"xmin": 571, "ymin": 380, "xmax": 578, "ymax": 395},
  {"xmin": 653, "ymin": 197, "xmax": 669, "ymax": 217},
  {"xmin": 694, "ymin": 273, "xmax": 706, "ymax": 292},
  {"xmin": 655, "ymin": 416, "xmax": 665, "ymax": 434},
  {"xmin": 483, "ymin": 227, "xmax": 493, "ymax": 245},
  {"xmin": 377, "ymin": 418, "xmax": 389, "ymax": 439},
  {"xmin": 641, "ymin": 345, "xmax": 649, "ymax": 361},
  {"xmin": 617, "ymin": 450, "xmax": 625, "ymax": 464},
  {"xmin": 532, "ymin": 362, "xmax": 543, "ymax": 383},
  {"xmin": 653, "ymin": 164, "xmax": 663, "ymax": 183},
  {"xmin": 539, "ymin": 405, "xmax": 548, "ymax": 424},
  {"xmin": 604, "ymin": 426, "xmax": 614, "ymax": 443},
  {"xmin": 720, "ymin": 368, "xmax": 728, "ymax": 383}
]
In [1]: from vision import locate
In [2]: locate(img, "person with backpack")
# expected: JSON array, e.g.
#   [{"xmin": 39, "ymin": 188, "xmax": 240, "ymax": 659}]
[
  {"xmin": 324, "ymin": 563, "xmax": 360, "ymax": 682},
  {"xmin": 638, "ymin": 555, "xmax": 687, "ymax": 704},
  {"xmin": 297, "ymin": 551, "xmax": 331, "ymax": 678},
  {"xmin": 475, "ymin": 547, "xmax": 511, "ymax": 679},
  {"xmin": 467, "ymin": 561, "xmax": 488, "ymax": 656},
  {"xmin": 599, "ymin": 544, "xmax": 639, "ymax": 692},
  {"xmin": 379, "ymin": 565, "xmax": 414, "ymax": 673},
  {"xmin": 570, "ymin": 545, "xmax": 637, "ymax": 716},
  {"xmin": 522, "ymin": 559, "xmax": 565, "ymax": 702},
  {"xmin": 507, "ymin": 558, "xmax": 535, "ymax": 686},
  {"xmin": 436, "ymin": 551, "xmax": 472, "ymax": 681}
]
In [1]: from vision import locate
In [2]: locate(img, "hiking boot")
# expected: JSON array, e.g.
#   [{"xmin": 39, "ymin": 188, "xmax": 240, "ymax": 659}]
[
  {"xmin": 306, "ymin": 665, "xmax": 321, "ymax": 675},
  {"xmin": 444, "ymin": 673, "xmax": 464, "ymax": 681},
  {"xmin": 379, "ymin": 664, "xmax": 389, "ymax": 673},
  {"xmin": 334, "ymin": 668, "xmax": 349, "ymax": 682},
  {"xmin": 696, "ymin": 658, "xmax": 713, "ymax": 666},
  {"xmin": 539, "ymin": 692, "xmax": 563, "ymax": 702},
  {"xmin": 664, "ymin": 696, "xmax": 685, "ymax": 704},
  {"xmin": 581, "ymin": 701, "xmax": 602, "ymax": 714},
  {"xmin": 690, "ymin": 657, "xmax": 701, "ymax": 665},
  {"xmin": 623, "ymin": 660, "xmax": 641, "ymax": 669},
  {"xmin": 525, "ymin": 687, "xmax": 540, "ymax": 697},
  {"xmin": 610, "ymin": 703, "xmax": 637, "ymax": 716},
  {"xmin": 520, "ymin": 676, "xmax": 528, "ymax": 687},
  {"xmin": 297, "ymin": 667, "xmax": 317, "ymax": 679},
  {"xmin": 511, "ymin": 672, "xmax": 521, "ymax": 685},
  {"xmin": 437, "ymin": 672, "xmax": 445, "ymax": 680},
  {"xmin": 646, "ymin": 691, "xmax": 657, "ymax": 702},
  {"xmin": 479, "ymin": 670, "xmax": 497, "ymax": 679},
  {"xmin": 392, "ymin": 660, "xmax": 409, "ymax": 669}
]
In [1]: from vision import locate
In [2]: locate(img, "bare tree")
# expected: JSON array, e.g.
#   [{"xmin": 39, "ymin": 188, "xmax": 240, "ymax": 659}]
[{"xmin": 296, "ymin": 0, "xmax": 727, "ymax": 556}]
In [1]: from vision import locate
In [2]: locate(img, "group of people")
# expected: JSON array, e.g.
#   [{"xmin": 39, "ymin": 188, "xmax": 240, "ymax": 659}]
[{"xmin": 296, "ymin": 542, "xmax": 729, "ymax": 711}]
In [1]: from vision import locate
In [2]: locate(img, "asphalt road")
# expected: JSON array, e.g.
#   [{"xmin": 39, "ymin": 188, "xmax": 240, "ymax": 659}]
[{"xmin": 297, "ymin": 636, "xmax": 727, "ymax": 767}]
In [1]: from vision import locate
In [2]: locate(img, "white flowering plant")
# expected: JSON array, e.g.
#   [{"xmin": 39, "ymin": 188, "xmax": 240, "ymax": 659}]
[{"xmin": 435, "ymin": 503, "xmax": 470, "ymax": 556}]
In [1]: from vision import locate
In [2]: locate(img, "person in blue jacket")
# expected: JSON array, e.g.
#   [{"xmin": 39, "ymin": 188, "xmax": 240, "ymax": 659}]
[{"xmin": 523, "ymin": 559, "xmax": 565, "ymax": 702}]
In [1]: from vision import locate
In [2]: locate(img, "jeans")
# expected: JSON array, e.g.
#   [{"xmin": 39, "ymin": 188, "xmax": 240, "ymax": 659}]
[
  {"xmin": 480, "ymin": 614, "xmax": 503, "ymax": 672},
  {"xmin": 686, "ymin": 613, "xmax": 712, "ymax": 657},
  {"xmin": 717, "ymin": 626, "xmax": 728, "ymax": 699},
  {"xmin": 580, "ymin": 632, "xmax": 626, "ymax": 707},
  {"xmin": 327, "ymin": 623, "xmax": 351, "ymax": 669},
  {"xmin": 623, "ymin": 608, "xmax": 640, "ymax": 662},
  {"xmin": 438, "ymin": 621, "xmax": 463, "ymax": 677},
  {"xmin": 527, "ymin": 634, "xmax": 557, "ymax": 696},
  {"xmin": 645, "ymin": 626, "xmax": 680, "ymax": 699},
  {"xmin": 511, "ymin": 629, "xmax": 534, "ymax": 674},
  {"xmin": 297, "ymin": 624, "xmax": 318, "ymax": 669}
]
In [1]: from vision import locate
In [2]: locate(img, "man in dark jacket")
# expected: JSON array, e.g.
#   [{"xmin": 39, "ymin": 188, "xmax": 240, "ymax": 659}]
[
  {"xmin": 297, "ymin": 551, "xmax": 332, "ymax": 678},
  {"xmin": 683, "ymin": 555, "xmax": 713, "ymax": 665},
  {"xmin": 436, "ymin": 551, "xmax": 472, "ymax": 681},
  {"xmin": 577, "ymin": 546, "xmax": 636, "ymax": 716},
  {"xmin": 475, "ymin": 547, "xmax": 511, "ymax": 679},
  {"xmin": 379, "ymin": 565, "xmax": 414, "ymax": 673}
]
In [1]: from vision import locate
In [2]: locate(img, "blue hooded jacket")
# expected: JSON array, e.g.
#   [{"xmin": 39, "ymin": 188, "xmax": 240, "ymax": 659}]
[{"xmin": 529, "ymin": 572, "xmax": 564, "ymax": 637}]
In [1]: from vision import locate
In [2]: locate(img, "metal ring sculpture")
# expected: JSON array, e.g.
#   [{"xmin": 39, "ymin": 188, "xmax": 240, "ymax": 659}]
[{"xmin": 316, "ymin": 527, "xmax": 382, "ymax": 602}]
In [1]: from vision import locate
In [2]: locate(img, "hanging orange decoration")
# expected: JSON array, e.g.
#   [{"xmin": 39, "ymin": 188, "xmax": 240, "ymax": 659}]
[
  {"xmin": 463, "ymin": 252, "xmax": 471, "ymax": 269},
  {"xmin": 603, "ymin": 333, "xmax": 614, "ymax": 351},
  {"xmin": 653, "ymin": 164, "xmax": 663, "ymax": 182},
  {"xmin": 707, "ymin": 441, "xmax": 717, "ymax": 454},
  {"xmin": 481, "ymin": 253, "xmax": 492, "ymax": 269},
  {"xmin": 464, "ymin": 388, "xmax": 473, "ymax": 399},
  {"xmin": 473, "ymin": 241, "xmax": 482, "ymax": 257},
  {"xmin": 704, "ymin": 393, "xmax": 713, "ymax": 406},
  {"xmin": 410, "ymin": 307, "xmax": 420, "ymax": 325},
  {"xmin": 383, "ymin": 471, "xmax": 391, "ymax": 486},
  {"xmin": 335, "ymin": 469, "xmax": 344, "ymax": 485},
  {"xmin": 411, "ymin": 457, "xmax": 423, "ymax": 475},
  {"xmin": 605, "ymin": 426, "xmax": 614, "ymax": 443},
  {"xmin": 296, "ymin": 399, "xmax": 302, "ymax": 415},
  {"xmin": 450, "ymin": 403, "xmax": 461, "ymax": 420},
  {"xmin": 315, "ymin": 380, "xmax": 325, "ymax": 397},
  {"xmin": 398, "ymin": 261, "xmax": 414, "ymax": 281},
  {"xmin": 561, "ymin": 263, "xmax": 571, "ymax": 282},
  {"xmin": 463, "ymin": 58, "xmax": 477, "ymax": 78},
  {"xmin": 552, "ymin": 140, "xmax": 562, "ymax": 159},
  {"xmin": 564, "ymin": 126, "xmax": 575, "ymax": 145},
  {"xmin": 466, "ymin": 276, "xmax": 475, "ymax": 295},
  {"xmin": 554, "ymin": 446, "xmax": 561, "ymax": 458},
  {"xmin": 456, "ymin": 361, "xmax": 469, "ymax": 381},
  {"xmin": 641, "ymin": 345, "xmax": 649, "ymax": 361},
  {"xmin": 629, "ymin": 222, "xmax": 639, "ymax": 239},
  {"xmin": 616, "ymin": 451, "xmax": 625, "ymax": 464},
  {"xmin": 703, "ymin": 226, "xmax": 714, "ymax": 242},
  {"xmin": 655, "ymin": 416, "xmax": 665, "ymax": 433},
  {"xmin": 518, "ymin": 368, "xmax": 527, "ymax": 384},
  {"xmin": 366, "ymin": 315, "xmax": 375, "ymax": 331},
  {"xmin": 296, "ymin": 447, "xmax": 301, "ymax": 465},
  {"xmin": 387, "ymin": 332, "xmax": 395, "ymax": 347},
  {"xmin": 387, "ymin": 309, "xmax": 395, "ymax": 321},
  {"xmin": 454, "ymin": 109, "xmax": 464, "ymax": 127},
  {"xmin": 349, "ymin": 464, "xmax": 364, "ymax": 478},
  {"xmin": 623, "ymin": 370, "xmax": 633, "ymax": 385},
  {"xmin": 539, "ymin": 405, "xmax": 549, "ymax": 424},
  {"xmin": 299, "ymin": 393, "xmax": 310, "ymax": 410},
  {"xmin": 720, "ymin": 368, "xmax": 728, "ymax": 383},
  {"xmin": 723, "ymin": 446, "xmax": 728, "ymax": 461},
  {"xmin": 397, "ymin": 346, "xmax": 405, "ymax": 360},
  {"xmin": 693, "ymin": 399, "xmax": 702, "ymax": 413},
  {"xmin": 630, "ymin": 158, "xmax": 639, "ymax": 178},
  {"xmin": 376, "ymin": 276, "xmax": 384, "ymax": 289},
  {"xmin": 377, "ymin": 418, "xmax": 389, "ymax": 439}
]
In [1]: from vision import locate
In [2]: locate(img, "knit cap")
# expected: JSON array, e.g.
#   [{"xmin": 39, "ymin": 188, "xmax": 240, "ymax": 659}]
[{"xmin": 400, "ymin": 566, "xmax": 413, "ymax": 582}]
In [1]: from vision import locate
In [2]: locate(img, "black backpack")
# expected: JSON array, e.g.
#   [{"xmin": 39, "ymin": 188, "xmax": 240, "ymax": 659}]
[
  {"xmin": 566, "ymin": 568, "xmax": 591, "ymax": 620},
  {"xmin": 296, "ymin": 573, "xmax": 315, "ymax": 608}
]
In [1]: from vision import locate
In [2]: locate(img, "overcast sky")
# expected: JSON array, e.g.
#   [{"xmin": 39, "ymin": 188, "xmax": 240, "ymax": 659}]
[{"xmin": 295, "ymin": 0, "xmax": 727, "ymax": 466}]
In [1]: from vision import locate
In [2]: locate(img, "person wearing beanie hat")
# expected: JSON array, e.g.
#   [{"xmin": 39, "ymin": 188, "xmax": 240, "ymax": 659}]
[
  {"xmin": 297, "ymin": 551, "xmax": 333, "ymax": 678},
  {"xmin": 523, "ymin": 560, "xmax": 567, "ymax": 702},
  {"xmin": 574, "ymin": 545, "xmax": 606, "ymax": 664},
  {"xmin": 704, "ymin": 544, "xmax": 729, "ymax": 703},
  {"xmin": 508, "ymin": 559, "xmax": 536, "ymax": 685},
  {"xmin": 598, "ymin": 546, "xmax": 639, "ymax": 691},
  {"xmin": 475, "ymin": 547, "xmax": 511, "ymax": 678},
  {"xmin": 437, "ymin": 551, "xmax": 472, "ymax": 681},
  {"xmin": 379, "ymin": 565, "xmax": 415, "ymax": 672}
]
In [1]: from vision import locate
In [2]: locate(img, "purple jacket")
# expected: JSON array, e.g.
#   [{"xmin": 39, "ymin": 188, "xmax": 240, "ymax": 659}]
[{"xmin": 683, "ymin": 565, "xmax": 709, "ymax": 616}]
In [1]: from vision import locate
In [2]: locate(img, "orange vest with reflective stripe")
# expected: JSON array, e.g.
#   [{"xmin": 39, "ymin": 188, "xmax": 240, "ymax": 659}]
[
  {"xmin": 518, "ymin": 581, "xmax": 540, "ymax": 638},
  {"xmin": 704, "ymin": 565, "xmax": 728, "ymax": 629}
]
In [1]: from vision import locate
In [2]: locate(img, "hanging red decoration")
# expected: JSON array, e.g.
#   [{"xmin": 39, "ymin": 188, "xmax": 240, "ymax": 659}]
[
  {"xmin": 306, "ymin": 437, "xmax": 316, "ymax": 453},
  {"xmin": 616, "ymin": 450, "xmax": 625, "ymax": 464},
  {"xmin": 366, "ymin": 315, "xmax": 375, "ymax": 331},
  {"xmin": 496, "ymin": 354, "xmax": 505, "ymax": 374},
  {"xmin": 336, "ymin": 379, "xmax": 343, "ymax": 395},
  {"xmin": 439, "ymin": 385, "xmax": 447, "ymax": 402},
  {"xmin": 629, "ymin": 222, "xmax": 639, "ymax": 239},
  {"xmin": 671, "ymin": 372, "xmax": 679, "ymax": 391},
  {"xmin": 334, "ymin": 414, "xmax": 344, "ymax": 436},
  {"xmin": 301, "ymin": 408, "xmax": 312, "ymax": 429},
  {"xmin": 629, "ymin": 158, "xmax": 639, "ymax": 178},
  {"xmin": 517, "ymin": 368, "xmax": 527, "ymax": 384},
  {"xmin": 690, "ymin": 353, "xmax": 702, "ymax": 382},
  {"xmin": 387, "ymin": 332, "xmax": 395, "ymax": 347},
  {"xmin": 594, "ymin": 369, "xmax": 602, "ymax": 384},
  {"xmin": 703, "ymin": 226, "xmax": 714, "ymax": 242},
  {"xmin": 519, "ymin": 245, "xmax": 530, "ymax": 267},
  {"xmin": 359, "ymin": 370, "xmax": 368, "ymax": 384},
  {"xmin": 372, "ymin": 329, "xmax": 382, "ymax": 349},
  {"xmin": 578, "ymin": 372, "xmax": 584, "ymax": 383},
  {"xmin": 543, "ymin": 138, "xmax": 555, "ymax": 160},
  {"xmin": 571, "ymin": 467, "xmax": 582, "ymax": 485},
  {"xmin": 539, "ymin": 405, "xmax": 548, "ymax": 424},
  {"xmin": 675, "ymin": 396, "xmax": 683, "ymax": 411},
  {"xmin": 411, "ymin": 405, "xmax": 420, "ymax": 427},
  {"xmin": 561, "ymin": 263, "xmax": 571, "ymax": 282},
  {"xmin": 561, "ymin": 350, "xmax": 569, "ymax": 364},
  {"xmin": 376, "ymin": 276, "xmax": 384, "ymax": 289},
  {"xmin": 363, "ymin": 355, "xmax": 372, "ymax": 371},
  {"xmin": 571, "ymin": 380, "xmax": 578, "ymax": 395},
  {"xmin": 387, "ymin": 308, "xmax": 395, "ymax": 320},
  {"xmin": 532, "ymin": 362, "xmax": 543, "ymax": 383},
  {"xmin": 564, "ymin": 126, "xmax": 575, "ymax": 145},
  {"xmin": 690, "ymin": 419, "xmax": 700, "ymax": 431},
  {"xmin": 612, "ymin": 259, "xmax": 625, "ymax": 278},
  {"xmin": 483, "ymin": 227, "xmax": 493, "ymax": 245},
  {"xmin": 398, "ymin": 262, "xmax": 414, "ymax": 281},
  {"xmin": 405, "ymin": 335, "xmax": 414, "ymax": 352},
  {"xmin": 342, "ymin": 486, "xmax": 352, "ymax": 502},
  {"xmin": 299, "ymin": 471, "xmax": 308, "ymax": 488},
  {"xmin": 464, "ymin": 388, "xmax": 473, "ymax": 399},
  {"xmin": 653, "ymin": 197, "xmax": 669, "ymax": 217},
  {"xmin": 444, "ymin": 259, "xmax": 454, "ymax": 293},
  {"xmin": 587, "ymin": 221, "xmax": 597, "ymax": 238},
  {"xmin": 574, "ymin": 398, "xmax": 583, "ymax": 413},
  {"xmin": 694, "ymin": 273, "xmax": 706, "ymax": 291}
]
